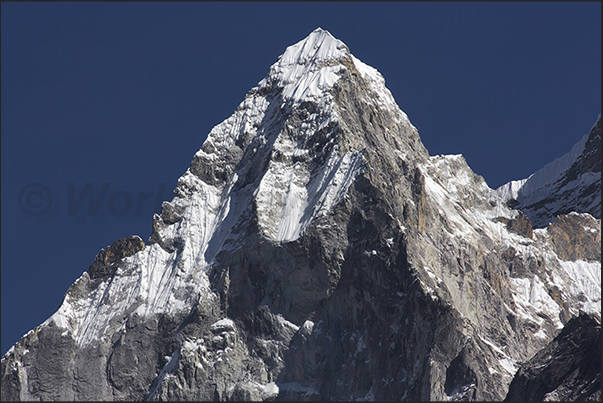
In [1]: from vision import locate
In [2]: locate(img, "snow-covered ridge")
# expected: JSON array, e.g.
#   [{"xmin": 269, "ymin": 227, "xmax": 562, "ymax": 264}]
[
  {"xmin": 496, "ymin": 178, "xmax": 528, "ymax": 203},
  {"xmin": 419, "ymin": 153, "xmax": 516, "ymax": 241},
  {"xmin": 497, "ymin": 132, "xmax": 589, "ymax": 203},
  {"xmin": 496, "ymin": 115, "xmax": 601, "ymax": 228},
  {"xmin": 416, "ymin": 153, "xmax": 600, "ymax": 374},
  {"xmin": 497, "ymin": 114, "xmax": 600, "ymax": 206},
  {"xmin": 350, "ymin": 54, "xmax": 404, "ymax": 117}
]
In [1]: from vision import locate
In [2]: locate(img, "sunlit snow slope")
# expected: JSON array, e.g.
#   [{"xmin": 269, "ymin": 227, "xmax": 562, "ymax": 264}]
[{"xmin": 497, "ymin": 115, "xmax": 601, "ymax": 228}]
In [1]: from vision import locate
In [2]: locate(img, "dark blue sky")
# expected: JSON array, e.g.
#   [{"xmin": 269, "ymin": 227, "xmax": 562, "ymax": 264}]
[{"xmin": 1, "ymin": 2, "xmax": 600, "ymax": 354}]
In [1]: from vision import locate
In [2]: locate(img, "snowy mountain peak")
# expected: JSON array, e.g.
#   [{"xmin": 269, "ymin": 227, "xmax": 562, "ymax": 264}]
[
  {"xmin": 497, "ymin": 114, "xmax": 601, "ymax": 227},
  {"xmin": 14, "ymin": 28, "xmax": 424, "ymax": 354},
  {"xmin": 258, "ymin": 28, "xmax": 350, "ymax": 105},
  {"xmin": 2, "ymin": 29, "xmax": 600, "ymax": 402},
  {"xmin": 279, "ymin": 27, "xmax": 348, "ymax": 66}
]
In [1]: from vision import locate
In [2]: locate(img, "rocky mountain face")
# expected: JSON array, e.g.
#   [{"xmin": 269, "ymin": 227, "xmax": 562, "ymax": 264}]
[
  {"xmin": 1, "ymin": 28, "xmax": 600, "ymax": 401},
  {"xmin": 505, "ymin": 313, "xmax": 601, "ymax": 401},
  {"xmin": 497, "ymin": 115, "xmax": 601, "ymax": 228}
]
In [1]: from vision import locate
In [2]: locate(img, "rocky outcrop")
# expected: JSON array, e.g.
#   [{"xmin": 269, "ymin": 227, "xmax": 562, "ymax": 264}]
[
  {"xmin": 1, "ymin": 28, "xmax": 600, "ymax": 401},
  {"xmin": 494, "ymin": 211, "xmax": 534, "ymax": 239},
  {"xmin": 546, "ymin": 212, "xmax": 601, "ymax": 262},
  {"xmin": 88, "ymin": 236, "xmax": 146, "ymax": 280},
  {"xmin": 505, "ymin": 313, "xmax": 601, "ymax": 401}
]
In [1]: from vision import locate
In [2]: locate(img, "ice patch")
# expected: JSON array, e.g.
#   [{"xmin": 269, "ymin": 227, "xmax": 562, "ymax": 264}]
[
  {"xmin": 211, "ymin": 318, "xmax": 235, "ymax": 332},
  {"xmin": 356, "ymin": 335, "xmax": 367, "ymax": 353},
  {"xmin": 559, "ymin": 260, "xmax": 601, "ymax": 315},
  {"xmin": 261, "ymin": 382, "xmax": 280, "ymax": 400},
  {"xmin": 510, "ymin": 275, "xmax": 563, "ymax": 329},
  {"xmin": 499, "ymin": 357, "xmax": 517, "ymax": 375},
  {"xmin": 256, "ymin": 147, "xmax": 363, "ymax": 242},
  {"xmin": 478, "ymin": 335, "xmax": 506, "ymax": 356},
  {"xmin": 301, "ymin": 320, "xmax": 315, "ymax": 333},
  {"xmin": 276, "ymin": 314, "xmax": 300, "ymax": 332}
]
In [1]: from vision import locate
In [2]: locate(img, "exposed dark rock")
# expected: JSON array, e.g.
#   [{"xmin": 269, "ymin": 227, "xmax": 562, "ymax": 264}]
[
  {"xmin": 560, "ymin": 117, "xmax": 601, "ymax": 183},
  {"xmin": 494, "ymin": 211, "xmax": 534, "ymax": 239},
  {"xmin": 87, "ymin": 235, "xmax": 145, "ymax": 280},
  {"xmin": 505, "ymin": 313, "xmax": 601, "ymax": 401}
]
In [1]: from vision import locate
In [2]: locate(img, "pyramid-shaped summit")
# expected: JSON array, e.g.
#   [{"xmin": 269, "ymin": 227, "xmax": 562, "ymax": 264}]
[
  {"xmin": 272, "ymin": 27, "xmax": 349, "ymax": 71},
  {"xmin": 183, "ymin": 27, "xmax": 426, "ymax": 245},
  {"xmin": 2, "ymin": 29, "xmax": 600, "ymax": 401}
]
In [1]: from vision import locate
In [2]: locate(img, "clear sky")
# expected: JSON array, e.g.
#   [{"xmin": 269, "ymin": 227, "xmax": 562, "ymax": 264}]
[{"xmin": 1, "ymin": 2, "xmax": 600, "ymax": 355}]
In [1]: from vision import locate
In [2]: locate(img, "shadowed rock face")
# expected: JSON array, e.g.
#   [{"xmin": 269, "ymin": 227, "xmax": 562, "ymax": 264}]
[
  {"xmin": 505, "ymin": 314, "xmax": 601, "ymax": 402},
  {"xmin": 1, "ymin": 29, "xmax": 600, "ymax": 401}
]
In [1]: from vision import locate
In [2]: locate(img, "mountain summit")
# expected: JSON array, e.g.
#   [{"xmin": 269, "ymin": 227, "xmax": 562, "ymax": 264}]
[{"xmin": 2, "ymin": 28, "xmax": 600, "ymax": 401}]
